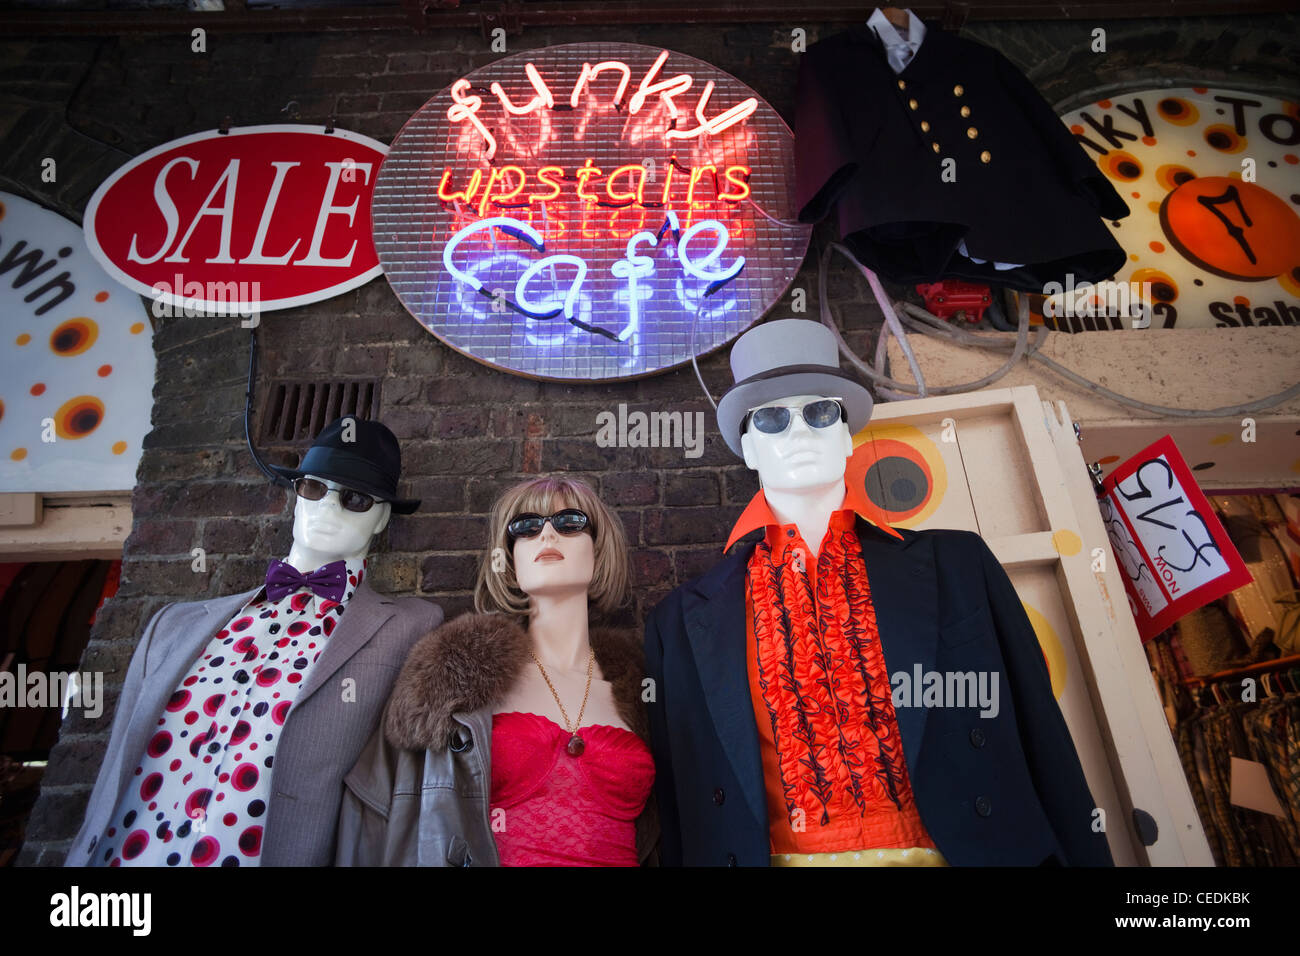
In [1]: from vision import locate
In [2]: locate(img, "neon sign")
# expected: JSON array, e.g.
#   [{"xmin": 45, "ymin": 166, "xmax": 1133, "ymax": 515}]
[
  {"xmin": 448, "ymin": 50, "xmax": 759, "ymax": 162},
  {"xmin": 373, "ymin": 42, "xmax": 809, "ymax": 381},
  {"xmin": 440, "ymin": 212, "xmax": 746, "ymax": 341}
]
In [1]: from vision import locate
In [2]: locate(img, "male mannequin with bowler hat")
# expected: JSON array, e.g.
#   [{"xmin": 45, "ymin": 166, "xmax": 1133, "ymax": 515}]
[
  {"xmin": 644, "ymin": 319, "xmax": 1112, "ymax": 867},
  {"xmin": 68, "ymin": 417, "xmax": 443, "ymax": 867}
]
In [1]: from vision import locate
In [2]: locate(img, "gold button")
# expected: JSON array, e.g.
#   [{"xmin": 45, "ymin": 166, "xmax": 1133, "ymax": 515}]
[
  {"xmin": 932, "ymin": 142, "xmax": 940, "ymax": 153},
  {"xmin": 960, "ymin": 105, "xmax": 971, "ymax": 118},
  {"xmin": 967, "ymin": 127, "xmax": 978, "ymax": 139},
  {"xmin": 909, "ymin": 98, "xmax": 918, "ymax": 110},
  {"xmin": 980, "ymin": 150, "xmax": 991, "ymax": 163},
  {"xmin": 953, "ymin": 84, "xmax": 964, "ymax": 96},
  {"xmin": 920, "ymin": 120, "xmax": 930, "ymax": 132},
  {"xmin": 898, "ymin": 79, "xmax": 906, "ymax": 90}
]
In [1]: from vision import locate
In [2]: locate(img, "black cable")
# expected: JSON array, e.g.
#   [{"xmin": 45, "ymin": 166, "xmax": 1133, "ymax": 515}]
[{"xmin": 245, "ymin": 327, "xmax": 291, "ymax": 488}]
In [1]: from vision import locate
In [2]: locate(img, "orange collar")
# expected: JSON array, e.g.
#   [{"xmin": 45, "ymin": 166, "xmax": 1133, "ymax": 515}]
[{"xmin": 725, "ymin": 481, "xmax": 904, "ymax": 552}]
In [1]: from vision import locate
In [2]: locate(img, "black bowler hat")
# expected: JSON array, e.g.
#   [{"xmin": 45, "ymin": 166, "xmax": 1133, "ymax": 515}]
[{"xmin": 269, "ymin": 417, "xmax": 420, "ymax": 515}]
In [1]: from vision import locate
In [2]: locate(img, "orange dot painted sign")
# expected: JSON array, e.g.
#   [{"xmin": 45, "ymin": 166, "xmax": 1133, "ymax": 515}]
[
  {"xmin": 373, "ymin": 42, "xmax": 811, "ymax": 381},
  {"xmin": 85, "ymin": 125, "xmax": 388, "ymax": 314},
  {"xmin": 0, "ymin": 191, "xmax": 154, "ymax": 492},
  {"xmin": 1047, "ymin": 88, "xmax": 1300, "ymax": 331}
]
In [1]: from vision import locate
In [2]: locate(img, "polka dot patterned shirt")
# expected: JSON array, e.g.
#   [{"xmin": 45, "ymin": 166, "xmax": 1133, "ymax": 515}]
[{"xmin": 92, "ymin": 557, "xmax": 367, "ymax": 867}]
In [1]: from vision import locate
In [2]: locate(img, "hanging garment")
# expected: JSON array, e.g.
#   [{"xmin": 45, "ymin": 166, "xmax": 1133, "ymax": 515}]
[
  {"xmin": 794, "ymin": 24, "xmax": 1130, "ymax": 291},
  {"xmin": 1193, "ymin": 713, "xmax": 1244, "ymax": 866},
  {"xmin": 1242, "ymin": 699, "xmax": 1300, "ymax": 859},
  {"xmin": 1225, "ymin": 703, "xmax": 1297, "ymax": 866},
  {"xmin": 1176, "ymin": 722, "xmax": 1225, "ymax": 866},
  {"xmin": 1282, "ymin": 698, "xmax": 1300, "ymax": 836}
]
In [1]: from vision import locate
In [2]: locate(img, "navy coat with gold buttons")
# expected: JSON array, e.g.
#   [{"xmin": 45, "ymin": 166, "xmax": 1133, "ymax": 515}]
[
  {"xmin": 643, "ymin": 518, "xmax": 1115, "ymax": 866},
  {"xmin": 795, "ymin": 25, "xmax": 1130, "ymax": 291}
]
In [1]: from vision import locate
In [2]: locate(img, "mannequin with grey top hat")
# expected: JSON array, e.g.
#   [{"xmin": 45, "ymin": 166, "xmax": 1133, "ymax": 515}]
[
  {"xmin": 67, "ymin": 417, "xmax": 443, "ymax": 867},
  {"xmin": 644, "ymin": 318, "xmax": 1112, "ymax": 867}
]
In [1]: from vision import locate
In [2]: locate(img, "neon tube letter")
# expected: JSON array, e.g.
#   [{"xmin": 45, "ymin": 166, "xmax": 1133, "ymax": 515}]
[
  {"xmin": 610, "ymin": 231, "xmax": 658, "ymax": 342},
  {"xmin": 628, "ymin": 49, "xmax": 693, "ymax": 118},
  {"xmin": 665, "ymin": 79, "xmax": 758, "ymax": 141},
  {"xmin": 515, "ymin": 255, "xmax": 588, "ymax": 320},
  {"xmin": 490, "ymin": 62, "xmax": 556, "ymax": 115},
  {"xmin": 677, "ymin": 219, "xmax": 745, "ymax": 291},
  {"xmin": 447, "ymin": 79, "xmax": 498, "ymax": 161},
  {"xmin": 443, "ymin": 216, "xmax": 545, "ymax": 293},
  {"xmin": 570, "ymin": 60, "xmax": 632, "ymax": 109}
]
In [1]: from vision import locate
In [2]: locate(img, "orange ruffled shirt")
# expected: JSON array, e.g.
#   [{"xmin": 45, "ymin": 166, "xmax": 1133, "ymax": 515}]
[{"xmin": 731, "ymin": 485, "xmax": 939, "ymax": 856}]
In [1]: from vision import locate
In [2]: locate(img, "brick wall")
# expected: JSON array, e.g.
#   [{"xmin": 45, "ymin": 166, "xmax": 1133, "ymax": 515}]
[{"xmin": 4, "ymin": 12, "xmax": 1297, "ymax": 864}]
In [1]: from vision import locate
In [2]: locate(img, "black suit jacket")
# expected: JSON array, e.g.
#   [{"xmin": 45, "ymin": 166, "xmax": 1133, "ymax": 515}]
[
  {"xmin": 795, "ymin": 25, "xmax": 1129, "ymax": 290},
  {"xmin": 644, "ymin": 518, "xmax": 1114, "ymax": 866}
]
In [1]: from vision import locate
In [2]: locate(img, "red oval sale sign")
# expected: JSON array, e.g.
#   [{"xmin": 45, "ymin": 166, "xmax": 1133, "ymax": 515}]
[{"xmin": 85, "ymin": 125, "xmax": 387, "ymax": 313}]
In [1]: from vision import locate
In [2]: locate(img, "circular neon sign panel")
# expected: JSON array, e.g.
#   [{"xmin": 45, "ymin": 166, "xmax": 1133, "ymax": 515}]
[{"xmin": 372, "ymin": 42, "xmax": 810, "ymax": 381}]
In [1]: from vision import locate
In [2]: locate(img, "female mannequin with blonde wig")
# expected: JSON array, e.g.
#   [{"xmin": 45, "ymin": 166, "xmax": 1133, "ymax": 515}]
[{"xmin": 336, "ymin": 476, "xmax": 657, "ymax": 866}]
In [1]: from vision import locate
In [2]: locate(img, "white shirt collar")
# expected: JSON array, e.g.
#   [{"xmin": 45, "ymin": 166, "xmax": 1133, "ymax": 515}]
[{"xmin": 867, "ymin": 7, "xmax": 926, "ymax": 74}]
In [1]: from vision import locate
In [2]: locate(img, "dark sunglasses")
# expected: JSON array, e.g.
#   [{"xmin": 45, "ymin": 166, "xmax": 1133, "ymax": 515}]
[
  {"xmin": 742, "ymin": 398, "xmax": 846, "ymax": 436},
  {"xmin": 294, "ymin": 477, "xmax": 383, "ymax": 514},
  {"xmin": 507, "ymin": 509, "xmax": 592, "ymax": 541}
]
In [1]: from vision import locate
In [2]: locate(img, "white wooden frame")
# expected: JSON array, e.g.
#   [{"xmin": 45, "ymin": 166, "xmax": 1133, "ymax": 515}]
[
  {"xmin": 0, "ymin": 493, "xmax": 131, "ymax": 561},
  {"xmin": 869, "ymin": 385, "xmax": 1213, "ymax": 866}
]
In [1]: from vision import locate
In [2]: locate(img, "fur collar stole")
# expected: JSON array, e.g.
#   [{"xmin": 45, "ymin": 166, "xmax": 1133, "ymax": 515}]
[{"xmin": 384, "ymin": 612, "xmax": 648, "ymax": 752}]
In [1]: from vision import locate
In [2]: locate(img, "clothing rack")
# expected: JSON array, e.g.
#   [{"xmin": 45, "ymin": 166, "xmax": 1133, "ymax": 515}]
[{"xmin": 1182, "ymin": 653, "xmax": 1300, "ymax": 690}]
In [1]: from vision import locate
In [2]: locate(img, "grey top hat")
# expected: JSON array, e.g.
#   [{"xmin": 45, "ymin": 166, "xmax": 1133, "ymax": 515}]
[{"xmin": 716, "ymin": 319, "xmax": 874, "ymax": 457}]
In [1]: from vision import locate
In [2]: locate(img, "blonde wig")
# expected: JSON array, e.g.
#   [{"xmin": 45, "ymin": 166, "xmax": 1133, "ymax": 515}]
[{"xmin": 474, "ymin": 476, "xmax": 630, "ymax": 618}]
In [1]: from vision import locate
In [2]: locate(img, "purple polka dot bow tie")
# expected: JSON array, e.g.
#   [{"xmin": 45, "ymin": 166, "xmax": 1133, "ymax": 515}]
[{"xmin": 264, "ymin": 559, "xmax": 348, "ymax": 604}]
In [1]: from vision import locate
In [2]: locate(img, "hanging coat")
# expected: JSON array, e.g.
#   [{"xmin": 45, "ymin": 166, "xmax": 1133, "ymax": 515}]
[
  {"xmin": 795, "ymin": 25, "xmax": 1130, "ymax": 291},
  {"xmin": 644, "ymin": 519, "xmax": 1115, "ymax": 866}
]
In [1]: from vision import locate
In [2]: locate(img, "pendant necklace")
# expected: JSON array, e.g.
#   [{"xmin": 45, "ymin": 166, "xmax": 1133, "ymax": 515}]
[{"xmin": 532, "ymin": 646, "xmax": 595, "ymax": 757}]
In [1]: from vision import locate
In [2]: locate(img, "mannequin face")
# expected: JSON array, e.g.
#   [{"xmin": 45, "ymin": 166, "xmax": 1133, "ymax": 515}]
[
  {"xmin": 740, "ymin": 393, "xmax": 854, "ymax": 492},
  {"xmin": 290, "ymin": 474, "xmax": 391, "ymax": 563},
  {"xmin": 511, "ymin": 503, "xmax": 596, "ymax": 602}
]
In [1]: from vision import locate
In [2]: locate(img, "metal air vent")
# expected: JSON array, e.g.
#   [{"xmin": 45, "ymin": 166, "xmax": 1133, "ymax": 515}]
[{"xmin": 260, "ymin": 379, "xmax": 383, "ymax": 443}]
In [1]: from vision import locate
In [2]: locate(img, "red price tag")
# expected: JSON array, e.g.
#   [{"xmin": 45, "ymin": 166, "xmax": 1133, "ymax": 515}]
[{"xmin": 1098, "ymin": 435, "xmax": 1252, "ymax": 642}]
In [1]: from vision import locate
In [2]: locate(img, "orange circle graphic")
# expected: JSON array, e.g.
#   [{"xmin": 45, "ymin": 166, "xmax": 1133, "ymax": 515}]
[
  {"xmin": 50, "ymin": 318, "xmax": 99, "ymax": 356},
  {"xmin": 54, "ymin": 395, "xmax": 106, "ymax": 439},
  {"xmin": 1104, "ymin": 151, "xmax": 1143, "ymax": 181},
  {"xmin": 1155, "ymin": 164, "xmax": 1196, "ymax": 192},
  {"xmin": 1156, "ymin": 97, "xmax": 1199, "ymax": 126},
  {"xmin": 1159, "ymin": 176, "xmax": 1300, "ymax": 280},
  {"xmin": 1131, "ymin": 267, "xmax": 1178, "ymax": 303},
  {"xmin": 1202, "ymin": 124, "xmax": 1245, "ymax": 153}
]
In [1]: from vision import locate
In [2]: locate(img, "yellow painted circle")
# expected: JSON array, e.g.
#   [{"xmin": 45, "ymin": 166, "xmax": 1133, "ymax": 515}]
[
  {"xmin": 1209, "ymin": 433, "xmax": 1233, "ymax": 446},
  {"xmin": 1023, "ymin": 602, "xmax": 1067, "ymax": 699},
  {"xmin": 10, "ymin": 447, "xmax": 27, "ymax": 461},
  {"xmin": 1052, "ymin": 529, "xmax": 1083, "ymax": 556}
]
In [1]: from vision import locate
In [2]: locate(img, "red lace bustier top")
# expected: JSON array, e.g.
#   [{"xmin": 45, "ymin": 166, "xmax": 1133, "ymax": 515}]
[{"xmin": 489, "ymin": 711, "xmax": 654, "ymax": 866}]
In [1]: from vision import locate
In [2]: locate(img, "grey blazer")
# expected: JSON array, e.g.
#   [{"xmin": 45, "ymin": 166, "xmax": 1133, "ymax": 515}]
[{"xmin": 66, "ymin": 579, "xmax": 443, "ymax": 867}]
